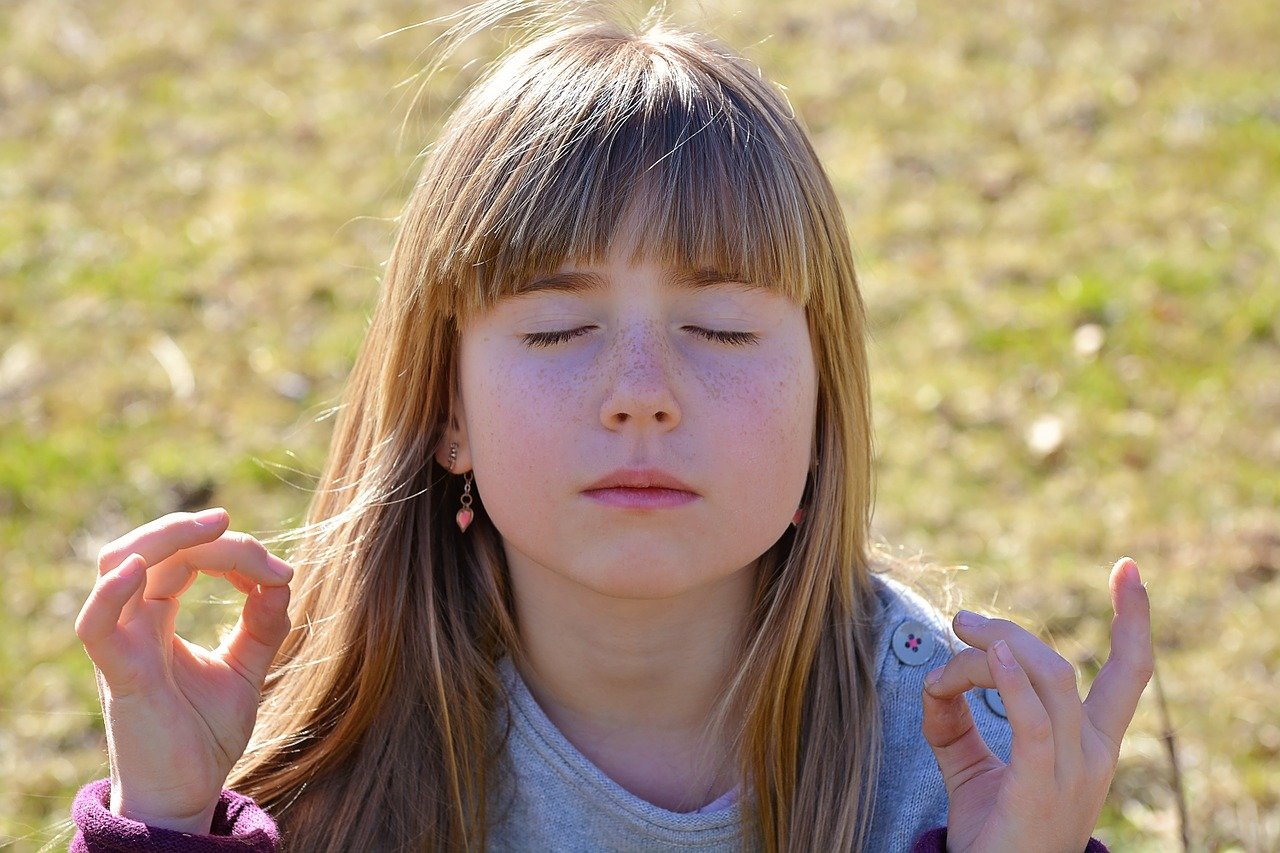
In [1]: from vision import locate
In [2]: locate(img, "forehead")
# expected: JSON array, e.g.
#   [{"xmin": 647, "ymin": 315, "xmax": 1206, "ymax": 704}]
[
  {"xmin": 511, "ymin": 265, "xmax": 767, "ymax": 298},
  {"xmin": 506, "ymin": 196, "xmax": 768, "ymax": 297}
]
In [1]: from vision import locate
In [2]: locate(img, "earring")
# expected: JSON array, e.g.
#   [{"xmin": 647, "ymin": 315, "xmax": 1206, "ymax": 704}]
[
  {"xmin": 457, "ymin": 472, "xmax": 474, "ymax": 533},
  {"xmin": 447, "ymin": 442, "xmax": 474, "ymax": 533}
]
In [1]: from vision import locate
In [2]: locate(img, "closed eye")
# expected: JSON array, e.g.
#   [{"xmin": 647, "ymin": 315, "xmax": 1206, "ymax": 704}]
[
  {"xmin": 685, "ymin": 327, "xmax": 759, "ymax": 346},
  {"xmin": 521, "ymin": 327, "xmax": 759, "ymax": 348},
  {"xmin": 521, "ymin": 327, "xmax": 594, "ymax": 347}
]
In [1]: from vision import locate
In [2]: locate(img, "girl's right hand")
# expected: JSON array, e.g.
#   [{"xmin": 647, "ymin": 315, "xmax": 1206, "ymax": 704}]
[{"xmin": 75, "ymin": 508, "xmax": 294, "ymax": 834}]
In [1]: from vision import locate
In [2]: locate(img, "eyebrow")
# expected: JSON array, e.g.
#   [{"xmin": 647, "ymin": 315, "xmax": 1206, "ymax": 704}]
[{"xmin": 513, "ymin": 267, "xmax": 762, "ymax": 296}]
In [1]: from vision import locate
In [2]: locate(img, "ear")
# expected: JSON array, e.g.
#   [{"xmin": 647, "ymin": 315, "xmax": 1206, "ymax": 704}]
[{"xmin": 433, "ymin": 393, "xmax": 473, "ymax": 473}]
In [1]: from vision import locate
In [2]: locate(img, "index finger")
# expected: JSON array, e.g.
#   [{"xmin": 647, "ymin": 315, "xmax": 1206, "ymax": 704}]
[
  {"xmin": 142, "ymin": 534, "xmax": 293, "ymax": 599},
  {"xmin": 97, "ymin": 508, "xmax": 231, "ymax": 576},
  {"xmin": 1083, "ymin": 557, "xmax": 1154, "ymax": 753}
]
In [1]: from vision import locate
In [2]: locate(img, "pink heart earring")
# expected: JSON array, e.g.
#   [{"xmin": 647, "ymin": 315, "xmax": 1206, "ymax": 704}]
[{"xmin": 456, "ymin": 473, "xmax": 474, "ymax": 533}]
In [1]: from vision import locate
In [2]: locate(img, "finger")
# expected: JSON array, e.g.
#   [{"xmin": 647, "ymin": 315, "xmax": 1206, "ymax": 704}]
[
  {"xmin": 1084, "ymin": 557, "xmax": 1154, "ymax": 754},
  {"xmin": 921, "ymin": 670, "xmax": 1001, "ymax": 793},
  {"xmin": 102, "ymin": 510, "xmax": 231, "ymax": 625},
  {"xmin": 952, "ymin": 610, "xmax": 1084, "ymax": 776},
  {"xmin": 988, "ymin": 639, "xmax": 1057, "ymax": 789},
  {"xmin": 218, "ymin": 582, "xmax": 293, "ymax": 691},
  {"xmin": 141, "ymin": 534, "xmax": 294, "ymax": 600},
  {"xmin": 75, "ymin": 554, "xmax": 149, "ymax": 681},
  {"xmin": 922, "ymin": 646, "xmax": 994, "ymax": 698},
  {"xmin": 97, "ymin": 508, "xmax": 231, "ymax": 577}
]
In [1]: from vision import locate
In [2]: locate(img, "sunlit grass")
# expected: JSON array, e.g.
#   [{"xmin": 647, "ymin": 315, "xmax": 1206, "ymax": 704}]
[{"xmin": 2, "ymin": 0, "xmax": 1277, "ymax": 849}]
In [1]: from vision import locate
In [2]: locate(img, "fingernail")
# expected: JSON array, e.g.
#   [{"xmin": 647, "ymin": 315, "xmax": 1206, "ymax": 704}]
[
  {"xmin": 118, "ymin": 553, "xmax": 146, "ymax": 579},
  {"xmin": 924, "ymin": 665, "xmax": 944, "ymax": 686},
  {"xmin": 956, "ymin": 609, "xmax": 986, "ymax": 627},
  {"xmin": 993, "ymin": 640, "xmax": 1017, "ymax": 669},
  {"xmin": 193, "ymin": 507, "xmax": 227, "ymax": 526}
]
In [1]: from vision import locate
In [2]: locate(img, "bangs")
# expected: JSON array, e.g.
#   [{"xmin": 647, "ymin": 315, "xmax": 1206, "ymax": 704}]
[{"xmin": 431, "ymin": 24, "xmax": 818, "ymax": 316}]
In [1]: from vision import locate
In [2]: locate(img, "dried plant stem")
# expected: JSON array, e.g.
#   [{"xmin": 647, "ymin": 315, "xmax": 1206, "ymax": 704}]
[{"xmin": 1151, "ymin": 656, "xmax": 1190, "ymax": 851}]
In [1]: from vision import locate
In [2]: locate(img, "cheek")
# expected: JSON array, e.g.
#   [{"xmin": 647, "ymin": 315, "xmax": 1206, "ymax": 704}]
[
  {"xmin": 699, "ymin": 349, "xmax": 817, "ymax": 501},
  {"xmin": 462, "ymin": 348, "xmax": 587, "ymax": 493}
]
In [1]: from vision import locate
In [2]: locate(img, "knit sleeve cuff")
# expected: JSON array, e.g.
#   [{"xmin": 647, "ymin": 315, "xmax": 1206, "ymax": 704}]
[
  {"xmin": 70, "ymin": 778, "xmax": 278, "ymax": 852},
  {"xmin": 911, "ymin": 826, "xmax": 1110, "ymax": 852}
]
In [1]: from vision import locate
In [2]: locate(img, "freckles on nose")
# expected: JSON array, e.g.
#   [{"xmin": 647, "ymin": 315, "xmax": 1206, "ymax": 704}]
[
  {"xmin": 612, "ymin": 326, "xmax": 679, "ymax": 381},
  {"xmin": 620, "ymin": 339, "xmax": 662, "ymax": 379}
]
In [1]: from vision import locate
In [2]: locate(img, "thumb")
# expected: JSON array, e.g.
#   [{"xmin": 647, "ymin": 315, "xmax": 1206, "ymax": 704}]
[
  {"xmin": 76, "ymin": 553, "xmax": 150, "ymax": 683},
  {"xmin": 218, "ymin": 582, "xmax": 292, "ymax": 691},
  {"xmin": 921, "ymin": 676, "xmax": 999, "ymax": 792}
]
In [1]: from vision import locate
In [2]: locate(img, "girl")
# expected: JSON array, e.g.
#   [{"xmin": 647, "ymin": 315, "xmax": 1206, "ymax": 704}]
[{"xmin": 69, "ymin": 2, "xmax": 1152, "ymax": 850}]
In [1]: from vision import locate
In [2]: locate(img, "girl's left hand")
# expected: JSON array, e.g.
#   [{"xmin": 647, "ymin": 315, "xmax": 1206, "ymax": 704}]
[{"xmin": 920, "ymin": 557, "xmax": 1153, "ymax": 853}]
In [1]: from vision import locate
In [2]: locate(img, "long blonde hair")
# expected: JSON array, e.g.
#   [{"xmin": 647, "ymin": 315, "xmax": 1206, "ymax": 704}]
[{"xmin": 230, "ymin": 3, "xmax": 887, "ymax": 849}]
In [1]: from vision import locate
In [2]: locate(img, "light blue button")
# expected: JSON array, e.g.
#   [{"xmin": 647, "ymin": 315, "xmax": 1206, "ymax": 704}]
[
  {"xmin": 984, "ymin": 687, "xmax": 1007, "ymax": 718},
  {"xmin": 891, "ymin": 619, "xmax": 935, "ymax": 666}
]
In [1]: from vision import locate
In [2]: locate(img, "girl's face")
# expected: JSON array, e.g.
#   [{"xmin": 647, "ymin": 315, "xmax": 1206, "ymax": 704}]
[{"xmin": 449, "ymin": 232, "xmax": 818, "ymax": 600}]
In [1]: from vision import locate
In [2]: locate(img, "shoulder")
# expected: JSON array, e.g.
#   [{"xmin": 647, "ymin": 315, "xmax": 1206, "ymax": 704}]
[
  {"xmin": 862, "ymin": 571, "xmax": 1014, "ymax": 850},
  {"xmin": 867, "ymin": 571, "xmax": 1011, "ymax": 756}
]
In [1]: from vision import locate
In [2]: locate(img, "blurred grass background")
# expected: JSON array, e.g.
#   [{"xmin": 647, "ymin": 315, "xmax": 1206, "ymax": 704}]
[{"xmin": 1, "ymin": 0, "xmax": 1277, "ymax": 849}]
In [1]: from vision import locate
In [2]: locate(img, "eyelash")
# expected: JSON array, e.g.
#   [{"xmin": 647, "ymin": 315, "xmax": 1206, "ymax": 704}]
[{"xmin": 521, "ymin": 327, "xmax": 759, "ymax": 348}]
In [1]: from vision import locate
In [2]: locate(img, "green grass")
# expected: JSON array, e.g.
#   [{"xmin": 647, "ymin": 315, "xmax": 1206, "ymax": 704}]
[{"xmin": 2, "ymin": 0, "xmax": 1278, "ymax": 849}]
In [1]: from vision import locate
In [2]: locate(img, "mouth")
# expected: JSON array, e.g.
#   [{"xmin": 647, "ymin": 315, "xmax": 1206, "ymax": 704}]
[
  {"xmin": 582, "ymin": 467, "xmax": 698, "ymax": 493},
  {"xmin": 581, "ymin": 486, "xmax": 699, "ymax": 509}
]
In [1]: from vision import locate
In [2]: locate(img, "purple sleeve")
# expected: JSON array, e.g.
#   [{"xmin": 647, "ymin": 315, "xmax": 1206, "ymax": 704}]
[
  {"xmin": 70, "ymin": 778, "xmax": 278, "ymax": 852},
  {"xmin": 912, "ymin": 826, "xmax": 1110, "ymax": 852}
]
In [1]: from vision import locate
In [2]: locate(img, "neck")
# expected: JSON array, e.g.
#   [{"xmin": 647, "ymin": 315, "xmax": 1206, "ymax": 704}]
[{"xmin": 506, "ymin": 554, "xmax": 757, "ymax": 811}]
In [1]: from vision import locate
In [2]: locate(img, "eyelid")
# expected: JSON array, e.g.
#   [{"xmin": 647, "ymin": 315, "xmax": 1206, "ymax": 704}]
[
  {"xmin": 520, "ymin": 325, "xmax": 759, "ymax": 348},
  {"xmin": 684, "ymin": 327, "xmax": 758, "ymax": 346},
  {"xmin": 521, "ymin": 326, "xmax": 594, "ymax": 348}
]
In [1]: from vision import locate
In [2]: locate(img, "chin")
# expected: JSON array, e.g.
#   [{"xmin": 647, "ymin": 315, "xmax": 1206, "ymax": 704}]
[
  {"xmin": 580, "ymin": 571, "xmax": 702, "ymax": 601},
  {"xmin": 570, "ymin": 549, "xmax": 743, "ymax": 601}
]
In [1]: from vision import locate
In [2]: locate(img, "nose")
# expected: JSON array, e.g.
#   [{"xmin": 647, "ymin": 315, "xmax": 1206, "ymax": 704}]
[{"xmin": 599, "ymin": 323, "xmax": 682, "ymax": 432}]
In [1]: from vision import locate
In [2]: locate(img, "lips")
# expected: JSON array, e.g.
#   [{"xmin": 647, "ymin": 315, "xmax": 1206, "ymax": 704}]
[
  {"xmin": 581, "ymin": 468, "xmax": 699, "ymax": 509},
  {"xmin": 582, "ymin": 468, "xmax": 698, "ymax": 494}
]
